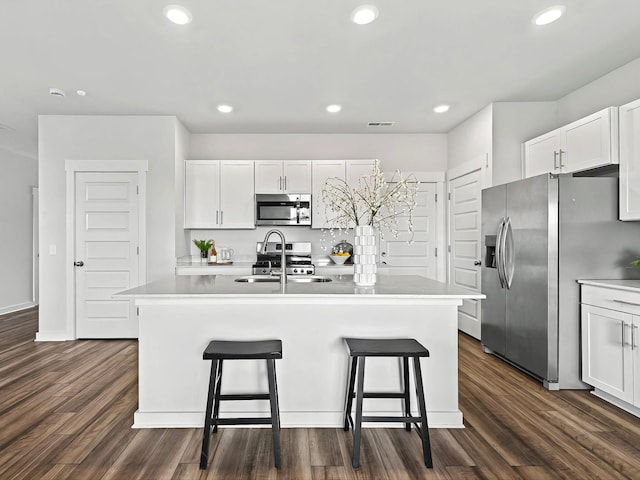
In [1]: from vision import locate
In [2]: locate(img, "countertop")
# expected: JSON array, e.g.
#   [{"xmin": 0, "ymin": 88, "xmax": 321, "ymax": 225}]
[
  {"xmin": 578, "ymin": 279, "xmax": 640, "ymax": 293},
  {"xmin": 116, "ymin": 274, "xmax": 484, "ymax": 299}
]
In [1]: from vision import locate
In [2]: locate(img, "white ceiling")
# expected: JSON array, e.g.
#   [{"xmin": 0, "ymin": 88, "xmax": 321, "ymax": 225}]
[{"xmin": 2, "ymin": 0, "xmax": 640, "ymax": 159}]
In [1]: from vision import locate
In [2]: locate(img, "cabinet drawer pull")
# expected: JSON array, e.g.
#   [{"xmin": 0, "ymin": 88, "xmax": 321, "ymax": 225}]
[
  {"xmin": 612, "ymin": 299, "xmax": 640, "ymax": 307},
  {"xmin": 634, "ymin": 325, "xmax": 639, "ymax": 349},
  {"xmin": 558, "ymin": 149, "xmax": 565, "ymax": 168}
]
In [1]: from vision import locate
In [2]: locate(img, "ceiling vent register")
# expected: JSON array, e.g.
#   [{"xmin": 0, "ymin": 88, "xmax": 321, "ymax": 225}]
[{"xmin": 368, "ymin": 122, "xmax": 395, "ymax": 127}]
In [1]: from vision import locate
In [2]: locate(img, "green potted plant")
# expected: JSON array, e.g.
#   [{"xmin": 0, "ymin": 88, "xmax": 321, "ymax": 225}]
[{"xmin": 193, "ymin": 239, "xmax": 214, "ymax": 260}]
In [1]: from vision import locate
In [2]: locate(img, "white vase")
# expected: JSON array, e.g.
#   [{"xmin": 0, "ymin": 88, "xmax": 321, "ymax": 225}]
[{"xmin": 353, "ymin": 225, "xmax": 377, "ymax": 286}]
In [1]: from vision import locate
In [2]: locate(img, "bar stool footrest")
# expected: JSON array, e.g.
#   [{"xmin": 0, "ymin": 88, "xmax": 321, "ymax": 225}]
[
  {"xmin": 361, "ymin": 415, "xmax": 424, "ymax": 423},
  {"xmin": 218, "ymin": 393, "xmax": 270, "ymax": 401},
  {"xmin": 215, "ymin": 417, "xmax": 273, "ymax": 426}
]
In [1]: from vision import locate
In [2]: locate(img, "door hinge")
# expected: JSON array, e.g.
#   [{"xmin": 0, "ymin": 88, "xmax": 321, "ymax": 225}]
[
  {"xmin": 448, "ymin": 192, "xmax": 451, "ymax": 200},
  {"xmin": 136, "ymin": 185, "xmax": 139, "ymax": 195},
  {"xmin": 434, "ymin": 193, "xmax": 437, "ymax": 202},
  {"xmin": 136, "ymin": 246, "xmax": 139, "ymax": 255},
  {"xmin": 448, "ymin": 245, "xmax": 451, "ymax": 252},
  {"xmin": 435, "ymin": 247, "xmax": 437, "ymax": 257},
  {"xmin": 136, "ymin": 307, "xmax": 139, "ymax": 316}
]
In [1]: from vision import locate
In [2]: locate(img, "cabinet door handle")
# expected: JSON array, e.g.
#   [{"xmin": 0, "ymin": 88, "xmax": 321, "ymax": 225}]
[
  {"xmin": 216, "ymin": 211, "xmax": 219, "ymax": 225},
  {"xmin": 622, "ymin": 321, "xmax": 628, "ymax": 346},
  {"xmin": 559, "ymin": 149, "xmax": 565, "ymax": 168},
  {"xmin": 553, "ymin": 151, "xmax": 559, "ymax": 170},
  {"xmin": 220, "ymin": 211, "xmax": 223, "ymax": 225},
  {"xmin": 634, "ymin": 325, "xmax": 638, "ymax": 349},
  {"xmin": 279, "ymin": 176, "xmax": 282, "ymax": 191}
]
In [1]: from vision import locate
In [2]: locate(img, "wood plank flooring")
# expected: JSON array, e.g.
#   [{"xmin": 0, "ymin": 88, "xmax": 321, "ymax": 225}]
[{"xmin": 1, "ymin": 307, "xmax": 640, "ymax": 479}]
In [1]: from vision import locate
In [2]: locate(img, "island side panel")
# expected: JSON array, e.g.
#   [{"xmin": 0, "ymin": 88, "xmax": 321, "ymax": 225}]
[{"xmin": 135, "ymin": 301, "xmax": 462, "ymax": 428}]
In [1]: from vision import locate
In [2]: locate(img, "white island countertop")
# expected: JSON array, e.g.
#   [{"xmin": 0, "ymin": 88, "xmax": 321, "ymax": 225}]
[{"xmin": 117, "ymin": 274, "xmax": 483, "ymax": 300}]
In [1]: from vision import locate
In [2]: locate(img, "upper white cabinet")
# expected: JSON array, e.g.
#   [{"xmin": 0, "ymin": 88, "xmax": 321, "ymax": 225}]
[
  {"xmin": 255, "ymin": 160, "xmax": 312, "ymax": 194},
  {"xmin": 619, "ymin": 98, "xmax": 640, "ymax": 220},
  {"xmin": 184, "ymin": 160, "xmax": 255, "ymax": 229},
  {"xmin": 311, "ymin": 159, "xmax": 377, "ymax": 229},
  {"xmin": 311, "ymin": 160, "xmax": 346, "ymax": 229},
  {"xmin": 524, "ymin": 107, "xmax": 618, "ymax": 178}
]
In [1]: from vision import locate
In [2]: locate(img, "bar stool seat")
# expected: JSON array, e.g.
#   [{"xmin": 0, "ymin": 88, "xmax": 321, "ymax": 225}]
[
  {"xmin": 200, "ymin": 339, "xmax": 282, "ymax": 470},
  {"xmin": 342, "ymin": 337, "xmax": 433, "ymax": 469}
]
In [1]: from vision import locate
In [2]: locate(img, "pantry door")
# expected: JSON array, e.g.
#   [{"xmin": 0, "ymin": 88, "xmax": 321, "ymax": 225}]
[
  {"xmin": 448, "ymin": 159, "xmax": 486, "ymax": 339},
  {"xmin": 74, "ymin": 171, "xmax": 141, "ymax": 338}
]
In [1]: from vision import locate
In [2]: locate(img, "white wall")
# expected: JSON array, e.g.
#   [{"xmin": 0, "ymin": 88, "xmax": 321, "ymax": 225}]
[
  {"xmin": 37, "ymin": 115, "xmax": 179, "ymax": 338},
  {"xmin": 189, "ymin": 133, "xmax": 447, "ymax": 172},
  {"xmin": 447, "ymin": 105, "xmax": 492, "ymax": 172},
  {"xmin": 492, "ymin": 102, "xmax": 557, "ymax": 186},
  {"xmin": 175, "ymin": 121, "xmax": 190, "ymax": 258},
  {"xmin": 0, "ymin": 149, "xmax": 38, "ymax": 313},
  {"xmin": 558, "ymin": 57, "xmax": 640, "ymax": 125}
]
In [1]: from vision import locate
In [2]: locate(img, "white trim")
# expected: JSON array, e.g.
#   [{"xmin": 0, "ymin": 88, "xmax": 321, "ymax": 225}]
[
  {"xmin": 65, "ymin": 160, "xmax": 148, "ymax": 340},
  {"xmin": 132, "ymin": 409, "xmax": 463, "ymax": 429},
  {"xmin": 446, "ymin": 154, "xmax": 489, "ymax": 187},
  {"xmin": 65, "ymin": 159, "xmax": 149, "ymax": 172},
  {"xmin": 35, "ymin": 331, "xmax": 71, "ymax": 342},
  {"xmin": 32, "ymin": 187, "xmax": 39, "ymax": 305},
  {"xmin": 0, "ymin": 302, "xmax": 36, "ymax": 316}
]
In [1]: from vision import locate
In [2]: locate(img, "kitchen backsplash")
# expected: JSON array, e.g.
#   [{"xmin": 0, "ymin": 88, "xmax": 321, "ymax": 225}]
[{"xmin": 186, "ymin": 226, "xmax": 356, "ymax": 259}]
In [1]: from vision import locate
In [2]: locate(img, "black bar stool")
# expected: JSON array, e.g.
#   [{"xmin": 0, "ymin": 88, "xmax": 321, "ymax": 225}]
[
  {"xmin": 342, "ymin": 337, "xmax": 433, "ymax": 469},
  {"xmin": 200, "ymin": 339, "xmax": 282, "ymax": 470}
]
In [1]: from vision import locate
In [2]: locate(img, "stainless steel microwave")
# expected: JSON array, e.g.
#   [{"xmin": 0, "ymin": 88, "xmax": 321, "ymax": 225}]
[{"xmin": 255, "ymin": 194, "xmax": 311, "ymax": 226}]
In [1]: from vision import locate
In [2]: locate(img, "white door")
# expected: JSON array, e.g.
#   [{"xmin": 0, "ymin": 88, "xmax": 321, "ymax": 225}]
[
  {"xmin": 75, "ymin": 172, "xmax": 140, "ymax": 338},
  {"xmin": 448, "ymin": 169, "xmax": 483, "ymax": 339},
  {"xmin": 379, "ymin": 182, "xmax": 437, "ymax": 279}
]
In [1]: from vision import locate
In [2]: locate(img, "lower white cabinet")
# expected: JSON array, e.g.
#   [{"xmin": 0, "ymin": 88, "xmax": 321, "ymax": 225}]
[
  {"xmin": 580, "ymin": 284, "xmax": 640, "ymax": 414},
  {"xmin": 184, "ymin": 160, "xmax": 255, "ymax": 229}
]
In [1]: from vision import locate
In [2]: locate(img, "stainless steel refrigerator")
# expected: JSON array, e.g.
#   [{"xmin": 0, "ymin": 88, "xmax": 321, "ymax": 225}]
[{"xmin": 481, "ymin": 172, "xmax": 640, "ymax": 390}]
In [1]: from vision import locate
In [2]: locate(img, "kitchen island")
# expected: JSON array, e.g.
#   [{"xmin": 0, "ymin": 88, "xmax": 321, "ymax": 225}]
[{"xmin": 116, "ymin": 274, "xmax": 483, "ymax": 429}]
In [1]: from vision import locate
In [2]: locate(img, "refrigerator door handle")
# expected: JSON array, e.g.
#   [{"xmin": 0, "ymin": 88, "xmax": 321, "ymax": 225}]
[
  {"xmin": 502, "ymin": 217, "xmax": 515, "ymax": 289},
  {"xmin": 496, "ymin": 218, "xmax": 506, "ymax": 288}
]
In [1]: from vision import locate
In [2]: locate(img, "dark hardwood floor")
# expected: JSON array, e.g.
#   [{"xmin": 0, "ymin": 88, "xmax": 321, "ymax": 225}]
[{"xmin": 1, "ymin": 307, "xmax": 640, "ymax": 479}]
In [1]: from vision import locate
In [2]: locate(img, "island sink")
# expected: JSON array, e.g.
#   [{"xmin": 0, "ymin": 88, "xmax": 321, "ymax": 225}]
[{"xmin": 235, "ymin": 275, "xmax": 332, "ymax": 283}]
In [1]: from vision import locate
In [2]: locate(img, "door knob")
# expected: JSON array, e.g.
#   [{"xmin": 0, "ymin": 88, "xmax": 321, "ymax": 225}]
[
  {"xmin": 74, "ymin": 261, "xmax": 84, "ymax": 267},
  {"xmin": 474, "ymin": 260, "xmax": 482, "ymax": 266}
]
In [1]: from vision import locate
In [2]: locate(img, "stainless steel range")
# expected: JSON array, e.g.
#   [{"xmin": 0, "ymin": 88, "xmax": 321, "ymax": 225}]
[{"xmin": 253, "ymin": 241, "xmax": 315, "ymax": 275}]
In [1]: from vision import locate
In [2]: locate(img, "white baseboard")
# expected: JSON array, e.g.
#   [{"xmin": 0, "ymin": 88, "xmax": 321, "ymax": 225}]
[
  {"xmin": 35, "ymin": 331, "xmax": 72, "ymax": 342},
  {"xmin": 0, "ymin": 301, "xmax": 36, "ymax": 316}
]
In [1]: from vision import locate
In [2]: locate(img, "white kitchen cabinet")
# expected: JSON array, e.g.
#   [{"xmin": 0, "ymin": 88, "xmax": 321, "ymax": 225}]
[
  {"xmin": 184, "ymin": 160, "xmax": 255, "ymax": 229},
  {"xmin": 311, "ymin": 159, "xmax": 377, "ymax": 229},
  {"xmin": 619, "ymin": 98, "xmax": 640, "ymax": 220},
  {"xmin": 255, "ymin": 160, "xmax": 312, "ymax": 194},
  {"xmin": 523, "ymin": 107, "xmax": 618, "ymax": 178},
  {"xmin": 580, "ymin": 283, "xmax": 640, "ymax": 415},
  {"xmin": 311, "ymin": 160, "xmax": 345, "ymax": 229},
  {"xmin": 523, "ymin": 130, "xmax": 561, "ymax": 177}
]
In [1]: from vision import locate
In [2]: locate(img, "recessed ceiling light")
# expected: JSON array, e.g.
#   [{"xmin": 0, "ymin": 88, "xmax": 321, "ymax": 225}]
[
  {"xmin": 326, "ymin": 104, "xmax": 342, "ymax": 113},
  {"xmin": 217, "ymin": 104, "xmax": 233, "ymax": 113},
  {"xmin": 164, "ymin": 5, "xmax": 192, "ymax": 25},
  {"xmin": 433, "ymin": 104, "xmax": 450, "ymax": 113},
  {"xmin": 351, "ymin": 5, "xmax": 379, "ymax": 25},
  {"xmin": 533, "ymin": 5, "xmax": 565, "ymax": 26},
  {"xmin": 76, "ymin": 89, "xmax": 87, "ymax": 97}
]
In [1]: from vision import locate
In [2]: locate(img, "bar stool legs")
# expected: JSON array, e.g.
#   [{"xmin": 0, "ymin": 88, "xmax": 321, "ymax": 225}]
[
  {"xmin": 342, "ymin": 338, "xmax": 433, "ymax": 469},
  {"xmin": 266, "ymin": 359, "xmax": 282, "ymax": 468},
  {"xmin": 200, "ymin": 339, "xmax": 282, "ymax": 470}
]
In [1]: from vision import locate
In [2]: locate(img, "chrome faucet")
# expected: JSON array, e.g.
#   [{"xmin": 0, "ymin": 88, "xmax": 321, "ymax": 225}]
[{"xmin": 261, "ymin": 229, "xmax": 287, "ymax": 284}]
